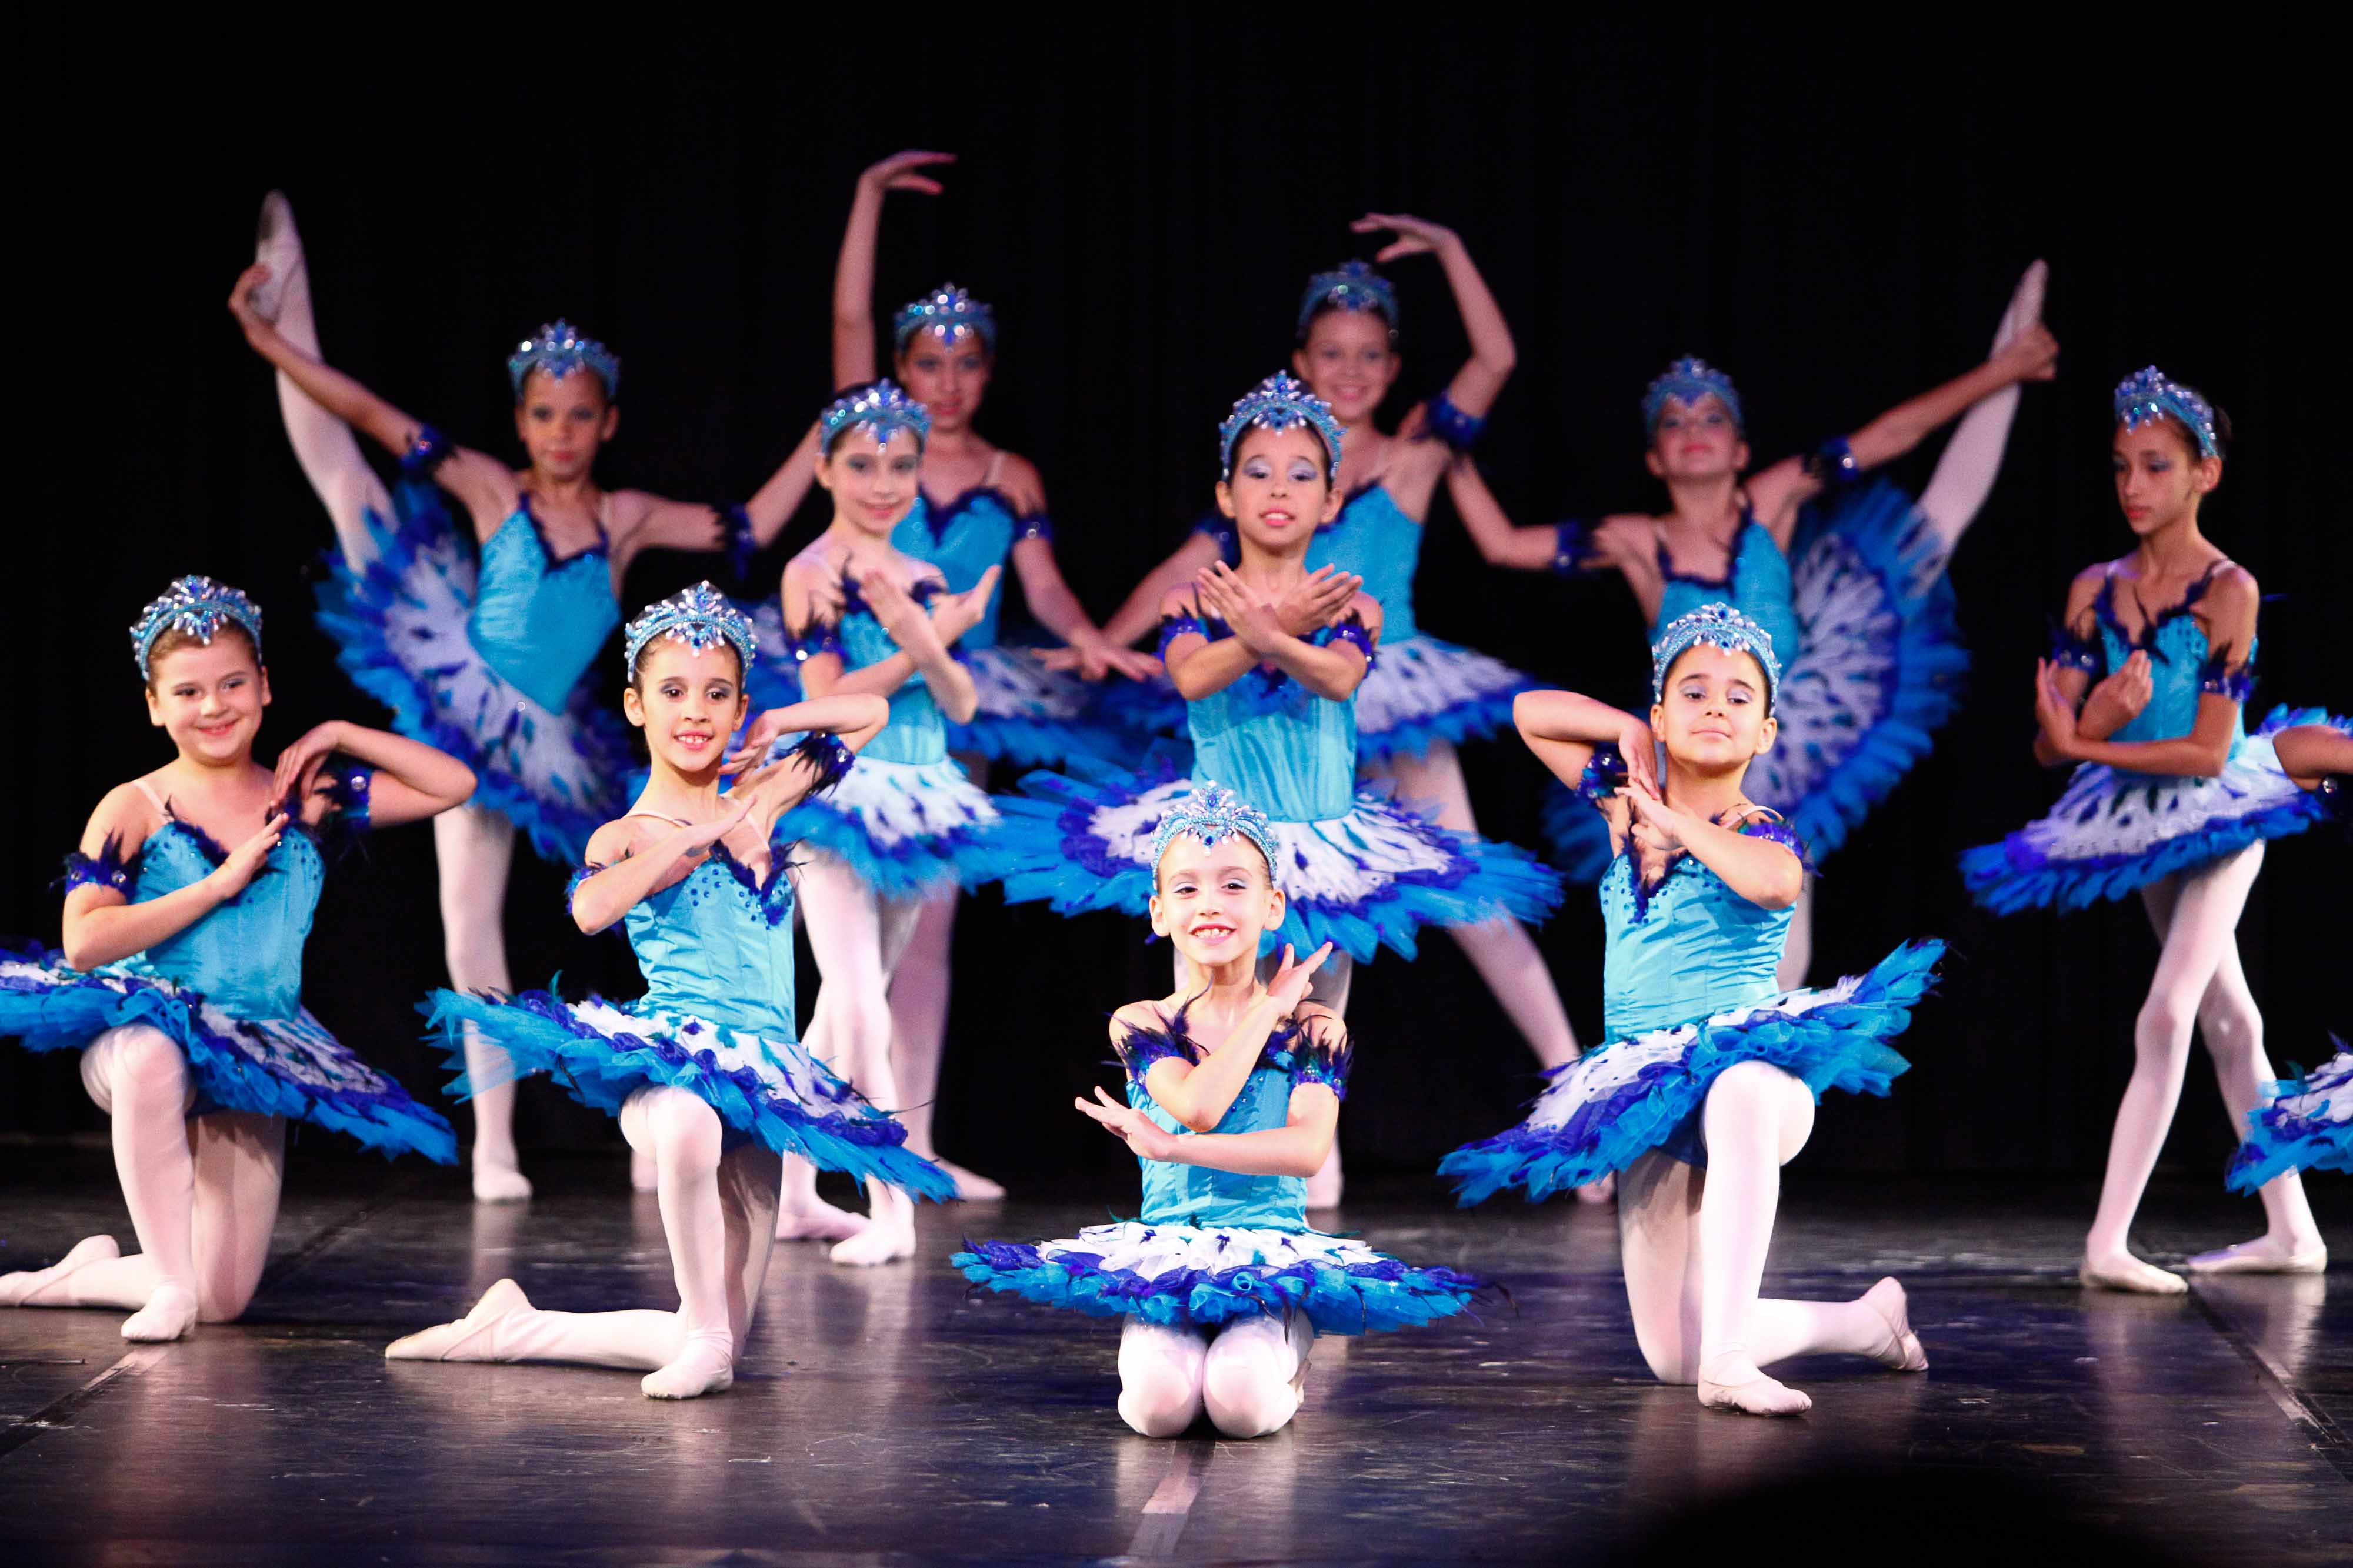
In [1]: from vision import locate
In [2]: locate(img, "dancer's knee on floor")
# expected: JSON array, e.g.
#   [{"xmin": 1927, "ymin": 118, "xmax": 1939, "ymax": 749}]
[
  {"xmin": 1118, "ymin": 1323, "xmax": 1207, "ymax": 1438},
  {"xmin": 1201, "ymin": 1337, "xmax": 1295, "ymax": 1438}
]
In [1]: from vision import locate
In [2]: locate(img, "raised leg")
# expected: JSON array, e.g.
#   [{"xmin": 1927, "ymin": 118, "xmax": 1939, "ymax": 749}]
[
  {"xmin": 435, "ymin": 805, "xmax": 530, "ymax": 1203},
  {"xmin": 1202, "ymin": 1310, "xmax": 1315, "ymax": 1439},
  {"xmin": 1917, "ymin": 259, "xmax": 2044, "ymax": 557},
  {"xmin": 1117, "ymin": 1319, "xmax": 1208, "ymax": 1438}
]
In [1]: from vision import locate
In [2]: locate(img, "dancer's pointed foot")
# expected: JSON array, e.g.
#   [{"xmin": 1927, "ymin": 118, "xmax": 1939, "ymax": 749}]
[
  {"xmin": 2078, "ymin": 1251, "xmax": 2187, "ymax": 1295},
  {"xmin": 1697, "ymin": 1348, "xmax": 1811, "ymax": 1417},
  {"xmin": 775, "ymin": 1198, "xmax": 869, "ymax": 1243},
  {"xmin": 1573, "ymin": 1173, "xmax": 1617, "ymax": 1206},
  {"xmin": 121, "ymin": 1282, "xmax": 199, "ymax": 1343},
  {"xmin": 937, "ymin": 1160, "xmax": 1005, "ymax": 1202},
  {"xmin": 248, "ymin": 191, "xmax": 306, "ymax": 326},
  {"xmin": 642, "ymin": 1337, "xmax": 734, "ymax": 1399},
  {"xmin": 2182, "ymin": 1236, "xmax": 2328, "ymax": 1275},
  {"xmin": 629, "ymin": 1147, "xmax": 660, "ymax": 1194},
  {"xmin": 385, "ymin": 1278, "xmax": 532, "ymax": 1362},
  {"xmin": 0, "ymin": 1235, "xmax": 121, "ymax": 1307},
  {"xmin": 1861, "ymin": 1277, "xmax": 1929, "ymax": 1372},
  {"xmin": 1999, "ymin": 258, "xmax": 2049, "ymax": 344},
  {"xmin": 472, "ymin": 1159, "xmax": 533, "ymax": 1205}
]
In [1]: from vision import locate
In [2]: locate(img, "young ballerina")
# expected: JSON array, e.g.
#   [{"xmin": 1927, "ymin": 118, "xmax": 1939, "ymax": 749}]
[
  {"xmin": 0, "ymin": 576, "xmax": 474, "ymax": 1342},
  {"xmin": 1440, "ymin": 605, "xmax": 1943, "ymax": 1417},
  {"xmin": 391, "ymin": 585, "xmax": 954, "ymax": 1397},
  {"xmin": 999, "ymin": 372, "xmax": 1561, "ymax": 1206},
  {"xmin": 228, "ymin": 195, "xmax": 815, "ymax": 1202},
  {"xmin": 826, "ymin": 150, "xmax": 1156, "ymax": 1199},
  {"xmin": 952, "ymin": 786, "xmax": 1486, "ymax": 1439},
  {"xmin": 1449, "ymin": 264, "xmax": 2059, "ymax": 985},
  {"xmin": 1096, "ymin": 233, "xmax": 1587, "ymax": 1083},
  {"xmin": 1961, "ymin": 369, "xmax": 2344, "ymax": 1291},
  {"xmin": 762, "ymin": 380, "xmax": 1012, "ymax": 1258}
]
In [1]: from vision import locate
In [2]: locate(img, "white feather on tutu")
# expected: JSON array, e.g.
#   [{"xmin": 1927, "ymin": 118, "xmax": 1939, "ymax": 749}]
[{"xmin": 1352, "ymin": 635, "xmax": 1531, "ymax": 759}]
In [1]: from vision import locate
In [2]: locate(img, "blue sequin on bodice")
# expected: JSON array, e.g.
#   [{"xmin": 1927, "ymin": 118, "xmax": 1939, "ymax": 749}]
[
  {"xmin": 1186, "ymin": 626, "xmax": 1358, "ymax": 822},
  {"xmin": 833, "ymin": 582, "xmax": 948, "ymax": 766},
  {"xmin": 1308, "ymin": 484, "xmax": 1423, "ymax": 641},
  {"xmin": 1600, "ymin": 849, "xmax": 1789, "ymax": 1038},
  {"xmin": 2091, "ymin": 573, "xmax": 2250, "ymax": 746},
  {"xmin": 117, "ymin": 826, "xmax": 324, "ymax": 1020},
  {"xmin": 1650, "ymin": 519, "xmax": 1802, "ymax": 679},
  {"xmin": 620, "ymin": 850, "xmax": 798, "ymax": 1039},
  {"xmin": 892, "ymin": 489, "xmax": 1019, "ymax": 650},
  {"xmin": 470, "ymin": 505, "xmax": 619, "ymax": 713}
]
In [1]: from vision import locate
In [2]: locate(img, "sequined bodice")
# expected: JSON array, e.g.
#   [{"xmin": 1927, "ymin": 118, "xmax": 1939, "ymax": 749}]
[
  {"xmin": 470, "ymin": 506, "xmax": 620, "ymax": 712},
  {"xmin": 1185, "ymin": 627, "xmax": 1359, "ymax": 823},
  {"xmin": 118, "ymin": 826, "xmax": 324, "ymax": 1019},
  {"xmin": 1308, "ymin": 484, "xmax": 1422, "ymax": 640},
  {"xmin": 892, "ymin": 489, "xmax": 1020, "ymax": 650},
  {"xmin": 1599, "ymin": 846, "xmax": 1790, "ymax": 1038},
  {"xmin": 620, "ymin": 851, "xmax": 798, "ymax": 1039},
  {"xmin": 1651, "ymin": 519, "xmax": 1802, "ymax": 679},
  {"xmin": 2090, "ymin": 572, "xmax": 2251, "ymax": 746},
  {"xmin": 831, "ymin": 581, "xmax": 949, "ymax": 766}
]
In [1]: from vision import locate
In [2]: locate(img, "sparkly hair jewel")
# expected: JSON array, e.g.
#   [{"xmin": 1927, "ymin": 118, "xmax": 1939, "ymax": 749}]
[
  {"xmin": 506, "ymin": 320, "xmax": 621, "ymax": 399},
  {"xmin": 1642, "ymin": 356, "xmax": 1744, "ymax": 433},
  {"xmin": 1149, "ymin": 783, "xmax": 1284, "ymax": 883},
  {"xmin": 131, "ymin": 575, "xmax": 264, "ymax": 680},
  {"xmin": 1218, "ymin": 372, "xmax": 1344, "ymax": 477},
  {"xmin": 2114, "ymin": 365, "xmax": 2219, "ymax": 460},
  {"xmin": 624, "ymin": 582, "xmax": 756, "ymax": 677},
  {"xmin": 819, "ymin": 379, "xmax": 933, "ymax": 458},
  {"xmin": 1296, "ymin": 261, "xmax": 1398, "ymax": 342},
  {"xmin": 1651, "ymin": 602, "xmax": 1782, "ymax": 709},
  {"xmin": 893, "ymin": 284, "xmax": 996, "ymax": 353}
]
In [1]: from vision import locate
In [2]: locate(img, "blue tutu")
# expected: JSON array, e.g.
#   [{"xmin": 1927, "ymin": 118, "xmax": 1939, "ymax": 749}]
[
  {"xmin": 772, "ymin": 753, "xmax": 1019, "ymax": 902},
  {"xmin": 1441, "ymin": 940, "xmax": 1939, "ymax": 1204},
  {"xmin": 2226, "ymin": 1041, "xmax": 2352, "ymax": 1194},
  {"xmin": 1352, "ymin": 635, "xmax": 1534, "ymax": 765},
  {"xmin": 948, "ymin": 645, "xmax": 1122, "ymax": 769}
]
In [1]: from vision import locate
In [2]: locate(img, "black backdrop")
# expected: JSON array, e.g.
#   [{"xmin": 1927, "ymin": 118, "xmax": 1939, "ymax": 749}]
[{"xmin": 11, "ymin": 26, "xmax": 2339, "ymax": 1192}]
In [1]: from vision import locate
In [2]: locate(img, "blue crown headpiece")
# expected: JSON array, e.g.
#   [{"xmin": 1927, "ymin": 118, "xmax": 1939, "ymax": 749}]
[
  {"xmin": 2114, "ymin": 365, "xmax": 2218, "ymax": 460},
  {"xmin": 1642, "ymin": 356, "xmax": 1744, "ymax": 433},
  {"xmin": 1148, "ymin": 783, "xmax": 1284, "ymax": 882},
  {"xmin": 1218, "ymin": 372, "xmax": 1345, "ymax": 477},
  {"xmin": 1297, "ymin": 261, "xmax": 1398, "ymax": 341},
  {"xmin": 1651, "ymin": 602, "xmax": 1781, "ymax": 709},
  {"xmin": 819, "ymin": 379, "xmax": 933, "ymax": 457},
  {"xmin": 131, "ymin": 575, "xmax": 264, "ymax": 681},
  {"xmin": 506, "ymin": 319, "xmax": 621, "ymax": 399},
  {"xmin": 624, "ymin": 581, "xmax": 756, "ymax": 677},
  {"xmin": 893, "ymin": 284, "xmax": 996, "ymax": 353}
]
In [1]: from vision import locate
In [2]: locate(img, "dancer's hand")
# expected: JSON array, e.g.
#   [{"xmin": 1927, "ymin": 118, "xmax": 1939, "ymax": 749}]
[
  {"xmin": 2078, "ymin": 652, "xmax": 2152, "ymax": 738},
  {"xmin": 1586, "ymin": 518, "xmax": 1653, "ymax": 575},
  {"xmin": 1351, "ymin": 212, "xmax": 1460, "ymax": 262},
  {"xmin": 1614, "ymin": 717, "xmax": 1661, "ymax": 797},
  {"xmin": 676, "ymin": 793, "xmax": 756, "ymax": 856},
  {"xmin": 1273, "ymin": 565, "xmax": 1363, "ymax": 637},
  {"xmin": 725, "ymin": 709, "xmax": 800, "ymax": 775},
  {"xmin": 226, "ymin": 262, "xmax": 281, "ymax": 339},
  {"xmin": 1035, "ymin": 639, "xmax": 1160, "ymax": 682},
  {"xmin": 270, "ymin": 720, "xmax": 350, "ymax": 810},
  {"xmin": 2033, "ymin": 659, "xmax": 2082, "ymax": 758},
  {"xmin": 1075, "ymin": 1086, "xmax": 1180, "ymax": 1161},
  {"xmin": 860, "ymin": 570, "xmax": 936, "ymax": 649},
  {"xmin": 932, "ymin": 565, "xmax": 1002, "ymax": 646},
  {"xmin": 1618, "ymin": 779, "xmax": 1691, "ymax": 852},
  {"xmin": 1265, "ymin": 943, "xmax": 1335, "ymax": 1015},
  {"xmin": 1996, "ymin": 321, "xmax": 2060, "ymax": 385},
  {"xmin": 209, "ymin": 813, "xmax": 290, "ymax": 899},
  {"xmin": 858, "ymin": 149, "xmax": 955, "ymax": 198},
  {"xmin": 1199, "ymin": 563, "xmax": 1284, "ymax": 655}
]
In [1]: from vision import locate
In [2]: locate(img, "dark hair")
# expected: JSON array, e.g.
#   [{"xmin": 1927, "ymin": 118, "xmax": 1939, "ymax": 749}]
[
  {"xmin": 2122, "ymin": 386, "xmax": 2234, "ymax": 464},
  {"xmin": 1297, "ymin": 301, "xmax": 1400, "ymax": 350},
  {"xmin": 1661, "ymin": 641, "xmax": 1775, "ymax": 710},
  {"xmin": 144, "ymin": 625, "xmax": 259, "ymax": 688},
  {"xmin": 1229, "ymin": 421, "xmax": 1336, "ymax": 483},
  {"xmin": 626, "ymin": 639, "xmax": 746, "ymax": 695}
]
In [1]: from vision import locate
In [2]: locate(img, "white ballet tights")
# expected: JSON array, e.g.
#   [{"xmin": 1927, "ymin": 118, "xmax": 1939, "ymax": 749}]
[
  {"xmin": 0, "ymin": 1027, "xmax": 286, "ymax": 1340},
  {"xmin": 2081, "ymin": 845, "xmax": 2318, "ymax": 1287},
  {"xmin": 783, "ymin": 854, "xmax": 928, "ymax": 1263},
  {"xmin": 432, "ymin": 805, "xmax": 533, "ymax": 1202},
  {"xmin": 384, "ymin": 1087, "xmax": 779, "ymax": 1399},
  {"xmin": 1618, "ymin": 1062, "xmax": 1924, "ymax": 1416},
  {"xmin": 1117, "ymin": 1312, "xmax": 1314, "ymax": 1439},
  {"xmin": 1917, "ymin": 259, "xmax": 2042, "ymax": 561}
]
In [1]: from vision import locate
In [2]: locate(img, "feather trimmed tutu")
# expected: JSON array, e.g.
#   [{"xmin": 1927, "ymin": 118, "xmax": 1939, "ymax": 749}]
[
  {"xmin": 992, "ymin": 766, "xmax": 1562, "ymax": 962},
  {"xmin": 1960, "ymin": 708, "xmax": 2349, "ymax": 915},
  {"xmin": 1086, "ymin": 672, "xmax": 1191, "ymax": 749},
  {"xmin": 1352, "ymin": 635, "xmax": 1535, "ymax": 765},
  {"xmin": 0, "ymin": 947, "xmax": 456, "ymax": 1162},
  {"xmin": 950, "ymin": 1220, "xmax": 1485, "ymax": 1335},
  {"xmin": 424, "ymin": 989, "xmax": 955, "ymax": 1199},
  {"xmin": 948, "ymin": 646, "xmax": 1121, "ymax": 769},
  {"xmin": 2226, "ymin": 1043, "xmax": 2352, "ymax": 1194},
  {"xmin": 316, "ymin": 485, "xmax": 630, "ymax": 865},
  {"xmin": 771, "ymin": 753, "xmax": 1017, "ymax": 901},
  {"xmin": 1441, "ymin": 940, "xmax": 1940, "ymax": 1204}
]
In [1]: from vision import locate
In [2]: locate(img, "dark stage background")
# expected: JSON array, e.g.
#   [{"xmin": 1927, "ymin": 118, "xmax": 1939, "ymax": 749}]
[{"xmin": 10, "ymin": 28, "xmax": 2338, "ymax": 1194}]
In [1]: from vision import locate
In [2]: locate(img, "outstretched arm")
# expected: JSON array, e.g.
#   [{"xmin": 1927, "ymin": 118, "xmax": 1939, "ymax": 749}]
[
  {"xmin": 1447, "ymin": 457, "xmax": 1574, "ymax": 572},
  {"xmin": 833, "ymin": 151, "xmax": 955, "ymax": 391},
  {"xmin": 1350, "ymin": 213, "xmax": 1517, "ymax": 517}
]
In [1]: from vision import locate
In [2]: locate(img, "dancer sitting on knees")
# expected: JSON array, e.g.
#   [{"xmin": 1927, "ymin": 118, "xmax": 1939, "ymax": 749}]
[
  {"xmin": 1442, "ymin": 605, "xmax": 1942, "ymax": 1417},
  {"xmin": 996, "ymin": 373, "xmax": 1561, "ymax": 1209},
  {"xmin": 954, "ymin": 787, "xmax": 1486, "ymax": 1439},
  {"xmin": 760, "ymin": 382, "xmax": 1014, "ymax": 1259},
  {"xmin": 1962, "ymin": 370, "xmax": 2344, "ymax": 1291},
  {"xmin": 394, "ymin": 586, "xmax": 953, "ymax": 1397},
  {"xmin": 229, "ymin": 197, "xmax": 814, "ymax": 1202},
  {"xmin": 1451, "ymin": 263, "xmax": 2057, "ymax": 986},
  {"xmin": 2, "ymin": 577, "xmax": 472, "ymax": 1342}
]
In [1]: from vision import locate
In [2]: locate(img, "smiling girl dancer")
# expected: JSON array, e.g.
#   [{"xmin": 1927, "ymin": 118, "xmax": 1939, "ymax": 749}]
[
  {"xmin": 1442, "ymin": 605, "xmax": 1942, "ymax": 1417},
  {"xmin": 954, "ymin": 786, "xmax": 1484, "ymax": 1438},
  {"xmin": 1, "ymin": 578, "xmax": 472, "ymax": 1341},
  {"xmin": 1099, "ymin": 230, "xmax": 1583, "ymax": 1082},
  {"xmin": 390, "ymin": 586, "xmax": 951, "ymax": 1397},
  {"xmin": 1448, "ymin": 266, "xmax": 2058, "ymax": 985},
  {"xmin": 229, "ymin": 197, "xmax": 814, "ymax": 1202},
  {"xmin": 1001, "ymin": 373, "xmax": 1559, "ymax": 1205},
  {"xmin": 825, "ymin": 151, "xmax": 1153, "ymax": 1200},
  {"xmin": 765, "ymin": 381, "xmax": 1013, "ymax": 1258},
  {"xmin": 1962, "ymin": 370, "xmax": 2345, "ymax": 1291}
]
